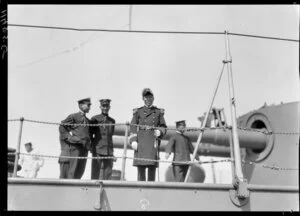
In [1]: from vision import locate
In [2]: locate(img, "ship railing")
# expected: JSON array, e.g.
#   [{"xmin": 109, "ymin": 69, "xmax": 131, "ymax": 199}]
[{"xmin": 7, "ymin": 118, "xmax": 299, "ymax": 180}]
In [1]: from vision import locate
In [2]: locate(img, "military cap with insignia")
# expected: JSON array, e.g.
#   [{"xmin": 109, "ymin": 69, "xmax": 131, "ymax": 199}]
[
  {"xmin": 100, "ymin": 99, "xmax": 111, "ymax": 107},
  {"xmin": 78, "ymin": 97, "xmax": 92, "ymax": 105},
  {"xmin": 142, "ymin": 88, "xmax": 154, "ymax": 97},
  {"xmin": 175, "ymin": 120, "xmax": 186, "ymax": 127},
  {"xmin": 24, "ymin": 142, "xmax": 32, "ymax": 146}
]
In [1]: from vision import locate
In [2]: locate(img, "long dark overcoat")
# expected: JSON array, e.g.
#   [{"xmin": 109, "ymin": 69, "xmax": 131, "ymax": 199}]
[{"xmin": 130, "ymin": 106, "xmax": 167, "ymax": 167}]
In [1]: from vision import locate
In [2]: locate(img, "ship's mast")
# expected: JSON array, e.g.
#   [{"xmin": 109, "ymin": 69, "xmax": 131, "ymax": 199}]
[{"xmin": 224, "ymin": 30, "xmax": 249, "ymax": 200}]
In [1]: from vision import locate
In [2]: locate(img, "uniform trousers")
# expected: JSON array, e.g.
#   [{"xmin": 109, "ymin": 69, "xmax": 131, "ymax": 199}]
[
  {"xmin": 137, "ymin": 165, "xmax": 156, "ymax": 181},
  {"xmin": 172, "ymin": 165, "xmax": 189, "ymax": 182},
  {"xmin": 59, "ymin": 144, "xmax": 88, "ymax": 179},
  {"xmin": 91, "ymin": 153, "xmax": 113, "ymax": 180},
  {"xmin": 22, "ymin": 168, "xmax": 39, "ymax": 178},
  {"xmin": 59, "ymin": 162, "xmax": 69, "ymax": 179}
]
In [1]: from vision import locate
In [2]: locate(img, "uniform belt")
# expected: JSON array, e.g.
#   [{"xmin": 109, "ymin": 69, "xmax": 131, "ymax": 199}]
[{"xmin": 139, "ymin": 126, "xmax": 155, "ymax": 130}]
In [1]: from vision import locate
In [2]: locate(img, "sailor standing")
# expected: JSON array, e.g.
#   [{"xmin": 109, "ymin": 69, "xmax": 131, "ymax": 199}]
[
  {"xmin": 90, "ymin": 99, "xmax": 116, "ymax": 180},
  {"xmin": 130, "ymin": 88, "xmax": 167, "ymax": 181},
  {"xmin": 19, "ymin": 142, "xmax": 44, "ymax": 178},
  {"xmin": 58, "ymin": 98, "xmax": 92, "ymax": 179},
  {"xmin": 165, "ymin": 120, "xmax": 200, "ymax": 182}
]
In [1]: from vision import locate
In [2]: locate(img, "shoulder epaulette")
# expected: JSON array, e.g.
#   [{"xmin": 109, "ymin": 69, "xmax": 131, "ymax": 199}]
[{"xmin": 159, "ymin": 108, "xmax": 165, "ymax": 114}]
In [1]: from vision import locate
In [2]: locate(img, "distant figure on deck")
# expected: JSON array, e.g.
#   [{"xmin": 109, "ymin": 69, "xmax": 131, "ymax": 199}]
[
  {"xmin": 58, "ymin": 98, "xmax": 92, "ymax": 179},
  {"xmin": 19, "ymin": 142, "xmax": 44, "ymax": 178},
  {"xmin": 165, "ymin": 120, "xmax": 199, "ymax": 182},
  {"xmin": 90, "ymin": 99, "xmax": 116, "ymax": 180},
  {"xmin": 130, "ymin": 88, "xmax": 167, "ymax": 181}
]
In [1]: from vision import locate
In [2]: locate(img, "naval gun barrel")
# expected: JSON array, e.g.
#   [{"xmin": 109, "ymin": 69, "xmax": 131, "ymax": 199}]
[
  {"xmin": 113, "ymin": 125, "xmax": 267, "ymax": 151},
  {"xmin": 113, "ymin": 136, "xmax": 231, "ymax": 157}
]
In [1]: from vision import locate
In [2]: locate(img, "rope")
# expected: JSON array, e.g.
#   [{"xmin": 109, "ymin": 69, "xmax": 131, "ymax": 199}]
[
  {"xmin": 9, "ymin": 152, "xmax": 299, "ymax": 171},
  {"xmin": 9, "ymin": 152, "xmax": 230, "ymax": 165},
  {"xmin": 24, "ymin": 118, "xmax": 123, "ymax": 127},
  {"xmin": 8, "ymin": 24, "xmax": 299, "ymax": 42},
  {"xmin": 7, "ymin": 118, "xmax": 300, "ymax": 135}
]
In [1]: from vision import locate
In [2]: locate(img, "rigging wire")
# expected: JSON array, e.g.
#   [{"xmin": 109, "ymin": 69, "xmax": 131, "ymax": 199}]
[
  {"xmin": 13, "ymin": 23, "xmax": 130, "ymax": 69},
  {"xmin": 8, "ymin": 23, "xmax": 299, "ymax": 42}
]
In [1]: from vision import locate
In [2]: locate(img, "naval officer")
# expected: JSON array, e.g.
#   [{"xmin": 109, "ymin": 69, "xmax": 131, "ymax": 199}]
[
  {"xmin": 90, "ymin": 99, "xmax": 116, "ymax": 180},
  {"xmin": 130, "ymin": 88, "xmax": 167, "ymax": 181},
  {"xmin": 59, "ymin": 98, "xmax": 92, "ymax": 179}
]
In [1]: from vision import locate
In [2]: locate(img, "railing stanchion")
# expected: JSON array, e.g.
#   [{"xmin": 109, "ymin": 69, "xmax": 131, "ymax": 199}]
[
  {"xmin": 13, "ymin": 117, "xmax": 24, "ymax": 177},
  {"xmin": 121, "ymin": 122, "xmax": 129, "ymax": 180}
]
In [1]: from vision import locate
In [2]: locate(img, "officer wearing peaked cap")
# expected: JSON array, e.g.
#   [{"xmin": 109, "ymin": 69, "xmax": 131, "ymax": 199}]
[
  {"xmin": 130, "ymin": 88, "xmax": 167, "ymax": 181},
  {"xmin": 77, "ymin": 98, "xmax": 92, "ymax": 104},
  {"xmin": 58, "ymin": 97, "xmax": 92, "ymax": 179},
  {"xmin": 175, "ymin": 120, "xmax": 186, "ymax": 127},
  {"xmin": 90, "ymin": 99, "xmax": 116, "ymax": 180}
]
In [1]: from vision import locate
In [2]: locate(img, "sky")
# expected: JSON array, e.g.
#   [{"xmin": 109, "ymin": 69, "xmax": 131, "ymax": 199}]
[{"xmin": 7, "ymin": 5, "xmax": 299, "ymax": 182}]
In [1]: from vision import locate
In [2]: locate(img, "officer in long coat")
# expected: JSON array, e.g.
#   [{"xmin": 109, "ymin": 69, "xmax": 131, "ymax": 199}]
[
  {"xmin": 90, "ymin": 99, "xmax": 116, "ymax": 180},
  {"xmin": 58, "ymin": 98, "xmax": 92, "ymax": 179},
  {"xmin": 130, "ymin": 88, "xmax": 167, "ymax": 181}
]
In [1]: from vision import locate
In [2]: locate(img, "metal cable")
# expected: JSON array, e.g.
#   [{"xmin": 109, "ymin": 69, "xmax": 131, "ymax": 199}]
[
  {"xmin": 229, "ymin": 32, "xmax": 299, "ymax": 43},
  {"xmin": 8, "ymin": 24, "xmax": 299, "ymax": 42},
  {"xmin": 13, "ymin": 23, "xmax": 130, "ymax": 69},
  {"xmin": 7, "ymin": 119, "xmax": 21, "ymax": 122}
]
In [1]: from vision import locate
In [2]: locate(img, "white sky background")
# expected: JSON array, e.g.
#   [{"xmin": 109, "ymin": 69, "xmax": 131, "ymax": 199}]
[{"xmin": 7, "ymin": 5, "xmax": 299, "ymax": 182}]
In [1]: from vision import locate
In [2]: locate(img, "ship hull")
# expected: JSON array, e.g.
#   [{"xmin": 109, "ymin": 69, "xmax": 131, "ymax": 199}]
[{"xmin": 7, "ymin": 178, "xmax": 299, "ymax": 211}]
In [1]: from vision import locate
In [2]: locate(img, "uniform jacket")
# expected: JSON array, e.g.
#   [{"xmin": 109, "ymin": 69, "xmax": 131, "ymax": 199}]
[
  {"xmin": 58, "ymin": 112, "xmax": 91, "ymax": 163},
  {"xmin": 19, "ymin": 148, "xmax": 44, "ymax": 173},
  {"xmin": 165, "ymin": 131, "xmax": 195, "ymax": 165},
  {"xmin": 130, "ymin": 106, "xmax": 167, "ymax": 166},
  {"xmin": 90, "ymin": 114, "xmax": 115, "ymax": 156}
]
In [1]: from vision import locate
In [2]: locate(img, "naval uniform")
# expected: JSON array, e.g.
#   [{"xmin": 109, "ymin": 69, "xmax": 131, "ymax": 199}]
[
  {"xmin": 165, "ymin": 131, "xmax": 195, "ymax": 182},
  {"xmin": 130, "ymin": 105, "xmax": 167, "ymax": 181},
  {"xmin": 90, "ymin": 113, "xmax": 115, "ymax": 180},
  {"xmin": 59, "ymin": 111, "xmax": 91, "ymax": 179}
]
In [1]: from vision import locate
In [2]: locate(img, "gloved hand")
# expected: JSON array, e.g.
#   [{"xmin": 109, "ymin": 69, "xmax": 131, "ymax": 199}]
[
  {"xmin": 129, "ymin": 134, "xmax": 138, "ymax": 150},
  {"xmin": 131, "ymin": 141, "xmax": 138, "ymax": 151},
  {"xmin": 154, "ymin": 129, "xmax": 161, "ymax": 137}
]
